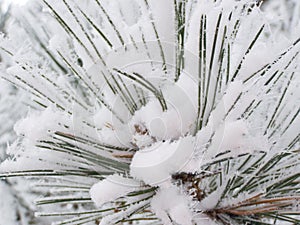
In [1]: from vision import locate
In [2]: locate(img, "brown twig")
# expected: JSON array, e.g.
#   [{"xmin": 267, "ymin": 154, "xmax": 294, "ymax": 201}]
[
  {"xmin": 209, "ymin": 195, "xmax": 300, "ymax": 217},
  {"xmin": 218, "ymin": 204, "xmax": 286, "ymax": 216},
  {"xmin": 112, "ymin": 153, "xmax": 134, "ymax": 159}
]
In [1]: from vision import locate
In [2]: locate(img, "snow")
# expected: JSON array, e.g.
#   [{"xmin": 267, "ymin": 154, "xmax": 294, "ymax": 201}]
[
  {"xmin": 0, "ymin": 0, "xmax": 299, "ymax": 224},
  {"xmin": 90, "ymin": 174, "xmax": 139, "ymax": 207},
  {"xmin": 130, "ymin": 136, "xmax": 194, "ymax": 186},
  {"xmin": 129, "ymin": 73, "xmax": 197, "ymax": 141},
  {"xmin": 206, "ymin": 120, "xmax": 267, "ymax": 160},
  {"xmin": 131, "ymin": 132, "xmax": 153, "ymax": 148},
  {"xmin": 150, "ymin": 186, "xmax": 193, "ymax": 225}
]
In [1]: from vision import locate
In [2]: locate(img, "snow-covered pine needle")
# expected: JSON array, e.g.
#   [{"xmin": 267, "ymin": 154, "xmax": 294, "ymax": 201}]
[{"xmin": 0, "ymin": 0, "xmax": 299, "ymax": 224}]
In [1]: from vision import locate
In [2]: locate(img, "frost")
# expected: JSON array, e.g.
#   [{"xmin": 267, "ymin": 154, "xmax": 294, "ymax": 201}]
[{"xmin": 14, "ymin": 107, "xmax": 63, "ymax": 143}]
